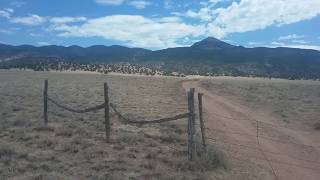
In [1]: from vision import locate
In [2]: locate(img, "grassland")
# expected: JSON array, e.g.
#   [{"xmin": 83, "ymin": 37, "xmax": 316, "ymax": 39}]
[
  {"xmin": 2, "ymin": 71, "xmax": 320, "ymax": 180},
  {"xmin": 0, "ymin": 71, "xmax": 225, "ymax": 180}
]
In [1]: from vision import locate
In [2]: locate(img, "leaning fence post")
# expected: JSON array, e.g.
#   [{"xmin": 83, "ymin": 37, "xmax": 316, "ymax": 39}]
[
  {"xmin": 43, "ymin": 79, "xmax": 48, "ymax": 126},
  {"xmin": 187, "ymin": 88, "xmax": 195, "ymax": 161},
  {"xmin": 104, "ymin": 83, "xmax": 110, "ymax": 142},
  {"xmin": 198, "ymin": 93, "xmax": 206, "ymax": 151}
]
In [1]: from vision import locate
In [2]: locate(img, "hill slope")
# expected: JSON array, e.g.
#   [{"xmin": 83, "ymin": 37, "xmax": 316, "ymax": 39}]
[{"xmin": 1, "ymin": 37, "xmax": 320, "ymax": 79}]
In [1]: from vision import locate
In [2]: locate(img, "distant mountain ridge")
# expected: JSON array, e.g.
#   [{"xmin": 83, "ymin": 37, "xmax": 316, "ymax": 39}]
[
  {"xmin": 191, "ymin": 37, "xmax": 236, "ymax": 49},
  {"xmin": 1, "ymin": 37, "xmax": 320, "ymax": 79}
]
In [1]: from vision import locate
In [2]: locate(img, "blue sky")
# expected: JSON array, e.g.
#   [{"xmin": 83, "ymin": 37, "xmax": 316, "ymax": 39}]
[{"xmin": 0, "ymin": 0, "xmax": 319, "ymax": 50}]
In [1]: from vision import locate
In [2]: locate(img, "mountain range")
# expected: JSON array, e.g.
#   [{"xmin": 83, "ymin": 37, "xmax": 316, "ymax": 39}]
[{"xmin": 1, "ymin": 37, "xmax": 320, "ymax": 79}]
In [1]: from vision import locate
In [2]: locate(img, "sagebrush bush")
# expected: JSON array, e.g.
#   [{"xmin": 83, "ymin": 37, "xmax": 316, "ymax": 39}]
[
  {"xmin": 175, "ymin": 145, "xmax": 226, "ymax": 172},
  {"xmin": 314, "ymin": 122, "xmax": 320, "ymax": 130},
  {"xmin": 0, "ymin": 145, "xmax": 15, "ymax": 159}
]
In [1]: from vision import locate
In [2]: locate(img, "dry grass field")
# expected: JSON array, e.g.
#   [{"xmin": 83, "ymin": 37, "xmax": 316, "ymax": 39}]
[
  {"xmin": 1, "ymin": 71, "xmax": 320, "ymax": 180},
  {"xmin": 0, "ymin": 71, "xmax": 225, "ymax": 180}
]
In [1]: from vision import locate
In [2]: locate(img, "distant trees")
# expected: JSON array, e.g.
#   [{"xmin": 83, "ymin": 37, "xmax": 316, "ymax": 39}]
[
  {"xmin": 0, "ymin": 60, "xmax": 166, "ymax": 76},
  {"xmin": 1, "ymin": 58, "xmax": 320, "ymax": 80}
]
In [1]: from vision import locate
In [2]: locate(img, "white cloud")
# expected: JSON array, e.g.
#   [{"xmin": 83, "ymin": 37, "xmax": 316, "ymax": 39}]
[
  {"xmin": 247, "ymin": 41, "xmax": 262, "ymax": 46},
  {"xmin": 183, "ymin": 0, "xmax": 320, "ymax": 38},
  {"xmin": 0, "ymin": 8, "xmax": 13, "ymax": 19},
  {"xmin": 10, "ymin": 14, "xmax": 46, "ymax": 26},
  {"xmin": 285, "ymin": 44, "xmax": 320, "ymax": 51},
  {"xmin": 128, "ymin": 1, "xmax": 151, "ymax": 9},
  {"xmin": 271, "ymin": 41, "xmax": 285, "ymax": 46},
  {"xmin": 185, "ymin": 7, "xmax": 212, "ymax": 21},
  {"xmin": 50, "ymin": 15, "xmax": 205, "ymax": 49},
  {"xmin": 291, "ymin": 40, "xmax": 308, "ymax": 44},
  {"xmin": 0, "ymin": 10, "xmax": 11, "ymax": 18},
  {"xmin": 206, "ymin": 0, "xmax": 226, "ymax": 6},
  {"xmin": 0, "ymin": 29, "xmax": 13, "ymax": 34},
  {"xmin": 278, "ymin": 34, "xmax": 305, "ymax": 40},
  {"xmin": 95, "ymin": 0, "xmax": 125, "ymax": 5},
  {"xmin": 4, "ymin": 8, "xmax": 14, "ymax": 13},
  {"xmin": 37, "ymin": 41, "xmax": 51, "ymax": 46},
  {"xmin": 246, "ymin": 41, "xmax": 320, "ymax": 51},
  {"xmin": 265, "ymin": 41, "xmax": 320, "ymax": 51},
  {"xmin": 156, "ymin": 16, "xmax": 182, "ymax": 23},
  {"xmin": 50, "ymin": 17, "xmax": 87, "ymax": 24}
]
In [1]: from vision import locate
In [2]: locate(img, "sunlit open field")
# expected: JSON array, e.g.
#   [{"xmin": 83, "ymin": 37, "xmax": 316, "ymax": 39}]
[
  {"xmin": 200, "ymin": 77, "xmax": 320, "ymax": 130},
  {"xmin": 0, "ymin": 71, "xmax": 226, "ymax": 180},
  {"xmin": 194, "ymin": 77, "xmax": 320, "ymax": 179},
  {"xmin": 1, "ymin": 71, "xmax": 320, "ymax": 180}
]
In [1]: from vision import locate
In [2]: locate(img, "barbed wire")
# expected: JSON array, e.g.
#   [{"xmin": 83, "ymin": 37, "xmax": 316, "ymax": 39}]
[
  {"xmin": 48, "ymin": 96, "xmax": 105, "ymax": 113},
  {"xmin": 0, "ymin": 92, "xmax": 26, "ymax": 99},
  {"xmin": 120, "ymin": 144, "xmax": 183, "ymax": 152},
  {"xmin": 43, "ymin": 86, "xmax": 320, "ymax": 175},
  {"xmin": 110, "ymin": 103, "xmax": 189, "ymax": 125}
]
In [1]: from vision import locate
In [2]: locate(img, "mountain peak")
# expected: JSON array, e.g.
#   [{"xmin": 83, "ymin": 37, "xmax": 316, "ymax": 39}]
[
  {"xmin": 191, "ymin": 37, "xmax": 234, "ymax": 49},
  {"xmin": 203, "ymin": 37, "xmax": 222, "ymax": 42}
]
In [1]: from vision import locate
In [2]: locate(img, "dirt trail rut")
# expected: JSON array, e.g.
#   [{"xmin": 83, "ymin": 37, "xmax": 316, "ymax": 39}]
[{"xmin": 183, "ymin": 80, "xmax": 320, "ymax": 180}]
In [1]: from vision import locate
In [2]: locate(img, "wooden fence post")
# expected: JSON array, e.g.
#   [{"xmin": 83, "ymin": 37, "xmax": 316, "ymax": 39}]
[
  {"xmin": 43, "ymin": 79, "xmax": 48, "ymax": 126},
  {"xmin": 198, "ymin": 93, "xmax": 206, "ymax": 151},
  {"xmin": 187, "ymin": 88, "xmax": 195, "ymax": 161},
  {"xmin": 104, "ymin": 83, "xmax": 110, "ymax": 142}
]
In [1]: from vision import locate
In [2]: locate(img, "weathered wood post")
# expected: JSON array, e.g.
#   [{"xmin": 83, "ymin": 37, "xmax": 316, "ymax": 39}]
[
  {"xmin": 187, "ymin": 88, "xmax": 195, "ymax": 160},
  {"xmin": 198, "ymin": 93, "xmax": 206, "ymax": 151},
  {"xmin": 104, "ymin": 83, "xmax": 110, "ymax": 142},
  {"xmin": 43, "ymin": 79, "xmax": 48, "ymax": 126}
]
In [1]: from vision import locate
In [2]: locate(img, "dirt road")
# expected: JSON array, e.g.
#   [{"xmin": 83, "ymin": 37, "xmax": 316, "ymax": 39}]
[{"xmin": 183, "ymin": 80, "xmax": 320, "ymax": 180}]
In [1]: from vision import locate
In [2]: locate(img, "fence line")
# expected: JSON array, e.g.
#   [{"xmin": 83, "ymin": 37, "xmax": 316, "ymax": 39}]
[
  {"xmin": 110, "ymin": 103, "xmax": 189, "ymax": 125},
  {"xmin": 43, "ymin": 79, "xmax": 198, "ymax": 161},
  {"xmin": 43, "ymin": 80, "xmax": 110, "ymax": 142},
  {"xmin": 41, "ymin": 78, "xmax": 320, "ymax": 175},
  {"xmin": 48, "ymin": 97, "xmax": 105, "ymax": 113},
  {"xmin": 123, "ymin": 144, "xmax": 183, "ymax": 152}
]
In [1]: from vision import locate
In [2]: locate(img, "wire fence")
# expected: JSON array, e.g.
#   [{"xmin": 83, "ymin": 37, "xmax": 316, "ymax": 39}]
[
  {"xmin": 110, "ymin": 103, "xmax": 189, "ymax": 125},
  {"xmin": 41, "ymin": 79, "xmax": 320, "ymax": 177},
  {"xmin": 48, "ymin": 97, "xmax": 105, "ymax": 113}
]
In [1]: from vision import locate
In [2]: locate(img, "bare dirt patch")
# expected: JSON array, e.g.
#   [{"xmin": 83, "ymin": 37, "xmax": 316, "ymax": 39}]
[{"xmin": 183, "ymin": 77, "xmax": 320, "ymax": 180}]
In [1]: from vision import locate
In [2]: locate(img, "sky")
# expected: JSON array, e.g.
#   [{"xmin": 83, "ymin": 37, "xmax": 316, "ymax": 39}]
[{"xmin": 0, "ymin": 0, "xmax": 319, "ymax": 50}]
